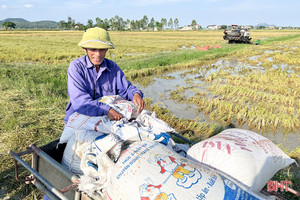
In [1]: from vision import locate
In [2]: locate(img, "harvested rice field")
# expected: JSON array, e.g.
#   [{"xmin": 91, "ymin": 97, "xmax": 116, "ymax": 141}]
[{"xmin": 0, "ymin": 29, "xmax": 299, "ymax": 199}]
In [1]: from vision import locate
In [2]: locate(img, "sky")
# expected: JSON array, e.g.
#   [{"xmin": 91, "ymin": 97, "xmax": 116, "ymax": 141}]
[{"xmin": 0, "ymin": 0, "xmax": 299, "ymax": 27}]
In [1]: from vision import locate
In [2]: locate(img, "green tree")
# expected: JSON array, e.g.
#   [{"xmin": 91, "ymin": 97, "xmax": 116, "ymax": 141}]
[
  {"xmin": 125, "ymin": 19, "xmax": 131, "ymax": 30},
  {"xmin": 86, "ymin": 19, "xmax": 94, "ymax": 29},
  {"xmin": 168, "ymin": 18, "xmax": 173, "ymax": 29},
  {"xmin": 140, "ymin": 15, "xmax": 149, "ymax": 30},
  {"xmin": 191, "ymin": 19, "xmax": 197, "ymax": 30},
  {"xmin": 103, "ymin": 18, "xmax": 110, "ymax": 30},
  {"xmin": 258, "ymin": 25, "xmax": 266, "ymax": 29},
  {"xmin": 130, "ymin": 20, "xmax": 136, "ymax": 30},
  {"xmin": 95, "ymin": 17, "xmax": 103, "ymax": 27},
  {"xmin": 136, "ymin": 20, "xmax": 142, "ymax": 30},
  {"xmin": 161, "ymin": 18, "xmax": 167, "ymax": 30},
  {"xmin": 95, "ymin": 17, "xmax": 109, "ymax": 30},
  {"xmin": 2, "ymin": 21, "xmax": 16, "ymax": 29},
  {"xmin": 58, "ymin": 20, "xmax": 67, "ymax": 30},
  {"xmin": 67, "ymin": 16, "xmax": 75, "ymax": 29},
  {"xmin": 220, "ymin": 25, "xmax": 227, "ymax": 29},
  {"xmin": 117, "ymin": 16, "xmax": 125, "ymax": 31},
  {"xmin": 155, "ymin": 21, "xmax": 163, "ymax": 31},
  {"xmin": 148, "ymin": 17, "xmax": 155, "ymax": 31},
  {"xmin": 109, "ymin": 17, "xmax": 115, "ymax": 30},
  {"xmin": 109, "ymin": 15, "xmax": 124, "ymax": 31},
  {"xmin": 174, "ymin": 18, "xmax": 179, "ymax": 29}
]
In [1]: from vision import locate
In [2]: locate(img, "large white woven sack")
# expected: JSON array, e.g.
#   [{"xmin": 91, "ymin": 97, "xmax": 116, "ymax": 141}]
[
  {"xmin": 61, "ymin": 134, "xmax": 83, "ymax": 175},
  {"xmin": 60, "ymin": 112, "xmax": 113, "ymax": 144},
  {"xmin": 61, "ymin": 130, "xmax": 105, "ymax": 175},
  {"xmin": 187, "ymin": 128, "xmax": 295, "ymax": 193},
  {"xmin": 105, "ymin": 141, "xmax": 268, "ymax": 200}
]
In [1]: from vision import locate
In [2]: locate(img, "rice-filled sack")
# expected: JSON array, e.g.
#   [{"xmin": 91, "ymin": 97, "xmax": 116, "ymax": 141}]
[
  {"xmin": 61, "ymin": 130, "xmax": 105, "ymax": 175},
  {"xmin": 98, "ymin": 95, "xmax": 138, "ymax": 120},
  {"xmin": 187, "ymin": 128, "xmax": 296, "ymax": 193},
  {"xmin": 104, "ymin": 140, "xmax": 269, "ymax": 200},
  {"xmin": 61, "ymin": 133, "xmax": 83, "ymax": 175},
  {"xmin": 60, "ymin": 112, "xmax": 113, "ymax": 144}
]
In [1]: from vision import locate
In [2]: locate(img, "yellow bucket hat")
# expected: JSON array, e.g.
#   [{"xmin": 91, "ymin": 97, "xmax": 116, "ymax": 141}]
[{"xmin": 78, "ymin": 27, "xmax": 115, "ymax": 49}]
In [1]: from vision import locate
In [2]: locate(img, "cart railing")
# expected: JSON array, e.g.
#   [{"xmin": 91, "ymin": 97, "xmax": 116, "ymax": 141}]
[{"xmin": 9, "ymin": 139, "xmax": 103, "ymax": 200}]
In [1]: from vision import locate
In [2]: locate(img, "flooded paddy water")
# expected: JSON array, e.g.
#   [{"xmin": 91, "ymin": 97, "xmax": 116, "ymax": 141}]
[{"xmin": 136, "ymin": 49, "xmax": 300, "ymax": 150}]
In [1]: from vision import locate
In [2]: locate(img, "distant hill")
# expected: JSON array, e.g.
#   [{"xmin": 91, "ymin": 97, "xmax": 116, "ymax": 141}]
[
  {"xmin": 0, "ymin": 18, "xmax": 58, "ymax": 29},
  {"xmin": 257, "ymin": 22, "xmax": 277, "ymax": 27},
  {"xmin": 2, "ymin": 18, "xmax": 29, "ymax": 23}
]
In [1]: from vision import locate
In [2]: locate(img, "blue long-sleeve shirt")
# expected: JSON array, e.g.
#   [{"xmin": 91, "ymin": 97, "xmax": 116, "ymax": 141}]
[{"xmin": 64, "ymin": 55, "xmax": 143, "ymax": 123}]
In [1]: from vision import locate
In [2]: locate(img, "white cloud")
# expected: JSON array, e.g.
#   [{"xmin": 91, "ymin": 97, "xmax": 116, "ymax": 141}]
[
  {"xmin": 24, "ymin": 4, "xmax": 33, "ymax": 8},
  {"xmin": 1, "ymin": 4, "xmax": 8, "ymax": 8}
]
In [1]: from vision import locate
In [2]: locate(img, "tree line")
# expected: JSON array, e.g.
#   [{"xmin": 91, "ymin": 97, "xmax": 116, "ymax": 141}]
[
  {"xmin": 0, "ymin": 15, "xmax": 198, "ymax": 30},
  {"xmin": 59, "ymin": 15, "xmax": 188, "ymax": 31}
]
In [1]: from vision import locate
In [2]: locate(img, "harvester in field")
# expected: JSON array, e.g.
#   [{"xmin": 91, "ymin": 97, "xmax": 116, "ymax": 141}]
[{"xmin": 223, "ymin": 25, "xmax": 252, "ymax": 44}]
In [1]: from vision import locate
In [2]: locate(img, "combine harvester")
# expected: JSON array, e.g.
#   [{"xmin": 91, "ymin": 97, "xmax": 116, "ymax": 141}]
[{"xmin": 223, "ymin": 24, "xmax": 252, "ymax": 44}]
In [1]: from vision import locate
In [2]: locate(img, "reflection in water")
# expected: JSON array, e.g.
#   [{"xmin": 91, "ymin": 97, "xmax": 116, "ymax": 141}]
[
  {"xmin": 135, "ymin": 58, "xmax": 300, "ymax": 149},
  {"xmin": 137, "ymin": 71, "xmax": 199, "ymax": 119}
]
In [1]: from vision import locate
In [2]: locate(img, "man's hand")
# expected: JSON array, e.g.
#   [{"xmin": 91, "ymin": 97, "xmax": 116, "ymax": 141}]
[
  {"xmin": 133, "ymin": 93, "xmax": 144, "ymax": 114},
  {"xmin": 107, "ymin": 108, "xmax": 123, "ymax": 121}
]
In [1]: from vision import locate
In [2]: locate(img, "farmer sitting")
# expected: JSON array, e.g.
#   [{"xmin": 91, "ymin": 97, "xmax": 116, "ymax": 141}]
[
  {"xmin": 44, "ymin": 27, "xmax": 145, "ymax": 200},
  {"xmin": 64, "ymin": 27, "xmax": 144, "ymax": 123}
]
